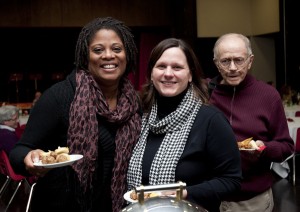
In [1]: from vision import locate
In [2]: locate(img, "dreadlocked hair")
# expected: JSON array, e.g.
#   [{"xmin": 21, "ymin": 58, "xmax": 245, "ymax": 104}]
[{"xmin": 74, "ymin": 17, "xmax": 138, "ymax": 76}]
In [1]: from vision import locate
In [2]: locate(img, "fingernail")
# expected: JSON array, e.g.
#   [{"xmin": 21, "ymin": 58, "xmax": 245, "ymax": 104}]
[{"xmin": 33, "ymin": 157, "xmax": 39, "ymax": 163}]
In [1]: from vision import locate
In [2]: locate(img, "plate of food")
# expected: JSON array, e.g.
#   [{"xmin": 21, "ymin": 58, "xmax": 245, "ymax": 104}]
[
  {"xmin": 238, "ymin": 138, "xmax": 266, "ymax": 152},
  {"xmin": 239, "ymin": 148, "xmax": 256, "ymax": 151},
  {"xmin": 123, "ymin": 190, "xmax": 161, "ymax": 203},
  {"xmin": 33, "ymin": 154, "xmax": 83, "ymax": 168},
  {"xmin": 33, "ymin": 146, "xmax": 83, "ymax": 168}
]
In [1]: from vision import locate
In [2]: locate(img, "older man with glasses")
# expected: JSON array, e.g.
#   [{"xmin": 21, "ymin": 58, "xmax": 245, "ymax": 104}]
[
  {"xmin": 208, "ymin": 33, "xmax": 294, "ymax": 212},
  {"xmin": 0, "ymin": 105, "xmax": 19, "ymax": 154}
]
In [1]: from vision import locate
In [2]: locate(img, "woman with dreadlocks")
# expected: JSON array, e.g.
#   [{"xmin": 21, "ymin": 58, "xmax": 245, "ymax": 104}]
[{"xmin": 9, "ymin": 17, "xmax": 141, "ymax": 212}]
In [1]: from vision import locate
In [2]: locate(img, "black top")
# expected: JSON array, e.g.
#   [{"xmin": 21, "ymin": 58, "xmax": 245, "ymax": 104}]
[
  {"xmin": 142, "ymin": 92, "xmax": 185, "ymax": 184},
  {"xmin": 140, "ymin": 93, "xmax": 242, "ymax": 212},
  {"xmin": 9, "ymin": 70, "xmax": 117, "ymax": 212}
]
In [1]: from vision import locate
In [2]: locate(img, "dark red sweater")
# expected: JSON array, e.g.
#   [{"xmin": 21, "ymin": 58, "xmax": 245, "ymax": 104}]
[
  {"xmin": 209, "ymin": 74, "xmax": 294, "ymax": 201},
  {"xmin": 0, "ymin": 127, "xmax": 18, "ymax": 154}
]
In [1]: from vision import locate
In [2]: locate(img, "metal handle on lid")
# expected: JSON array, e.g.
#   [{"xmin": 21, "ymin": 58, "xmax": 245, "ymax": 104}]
[{"xmin": 134, "ymin": 181, "xmax": 186, "ymax": 204}]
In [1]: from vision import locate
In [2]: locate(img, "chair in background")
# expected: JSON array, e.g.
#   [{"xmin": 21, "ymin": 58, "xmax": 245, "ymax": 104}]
[
  {"xmin": 26, "ymin": 182, "xmax": 36, "ymax": 212},
  {"xmin": 292, "ymin": 128, "xmax": 300, "ymax": 186},
  {"xmin": 0, "ymin": 169, "xmax": 10, "ymax": 195},
  {"xmin": 0, "ymin": 150, "xmax": 31, "ymax": 211},
  {"xmin": 295, "ymin": 111, "xmax": 300, "ymax": 117}
]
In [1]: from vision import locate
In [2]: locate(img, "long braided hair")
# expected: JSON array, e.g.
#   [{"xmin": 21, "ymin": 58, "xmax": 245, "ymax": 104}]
[
  {"xmin": 69, "ymin": 17, "xmax": 141, "ymax": 211},
  {"xmin": 74, "ymin": 17, "xmax": 138, "ymax": 75}
]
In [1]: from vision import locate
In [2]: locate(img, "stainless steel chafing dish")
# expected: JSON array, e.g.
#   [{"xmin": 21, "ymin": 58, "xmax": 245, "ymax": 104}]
[{"xmin": 121, "ymin": 182, "xmax": 208, "ymax": 212}]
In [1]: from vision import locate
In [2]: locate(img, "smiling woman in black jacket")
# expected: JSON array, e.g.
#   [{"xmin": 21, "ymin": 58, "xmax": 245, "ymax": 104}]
[{"xmin": 127, "ymin": 38, "xmax": 242, "ymax": 212}]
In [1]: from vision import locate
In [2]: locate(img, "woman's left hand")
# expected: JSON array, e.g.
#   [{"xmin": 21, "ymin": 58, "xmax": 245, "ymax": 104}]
[{"xmin": 161, "ymin": 189, "xmax": 187, "ymax": 199}]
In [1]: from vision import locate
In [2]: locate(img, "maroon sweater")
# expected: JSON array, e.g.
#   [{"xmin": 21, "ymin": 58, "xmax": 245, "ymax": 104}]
[
  {"xmin": 0, "ymin": 127, "xmax": 18, "ymax": 155},
  {"xmin": 209, "ymin": 74, "xmax": 294, "ymax": 201}
]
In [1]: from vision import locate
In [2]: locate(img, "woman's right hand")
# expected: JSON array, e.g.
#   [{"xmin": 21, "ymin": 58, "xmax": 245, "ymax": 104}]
[{"xmin": 24, "ymin": 149, "xmax": 50, "ymax": 177}]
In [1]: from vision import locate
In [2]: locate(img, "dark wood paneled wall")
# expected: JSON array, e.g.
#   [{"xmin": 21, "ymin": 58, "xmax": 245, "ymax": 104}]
[
  {"xmin": 0, "ymin": 0, "xmax": 172, "ymax": 27},
  {"xmin": 2, "ymin": 0, "xmax": 297, "ymax": 101},
  {"xmin": 0, "ymin": 0, "xmax": 198, "ymax": 102},
  {"xmin": 284, "ymin": 0, "xmax": 300, "ymax": 91}
]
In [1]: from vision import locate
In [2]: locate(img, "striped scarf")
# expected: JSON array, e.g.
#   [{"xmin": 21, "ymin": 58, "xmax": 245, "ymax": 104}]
[{"xmin": 127, "ymin": 86, "xmax": 202, "ymax": 189}]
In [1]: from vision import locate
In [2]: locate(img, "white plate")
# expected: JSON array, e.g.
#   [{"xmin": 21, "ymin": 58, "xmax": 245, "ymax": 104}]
[
  {"xmin": 239, "ymin": 148, "xmax": 256, "ymax": 151},
  {"xmin": 124, "ymin": 190, "xmax": 138, "ymax": 203},
  {"xmin": 123, "ymin": 190, "xmax": 162, "ymax": 203},
  {"xmin": 33, "ymin": 154, "xmax": 83, "ymax": 168}
]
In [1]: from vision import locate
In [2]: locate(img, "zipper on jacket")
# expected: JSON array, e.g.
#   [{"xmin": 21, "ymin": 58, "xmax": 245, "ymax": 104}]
[{"xmin": 229, "ymin": 87, "xmax": 236, "ymax": 125}]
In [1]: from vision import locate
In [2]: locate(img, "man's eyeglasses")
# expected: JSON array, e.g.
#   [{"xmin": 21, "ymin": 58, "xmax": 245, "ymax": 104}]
[{"xmin": 217, "ymin": 55, "xmax": 251, "ymax": 68}]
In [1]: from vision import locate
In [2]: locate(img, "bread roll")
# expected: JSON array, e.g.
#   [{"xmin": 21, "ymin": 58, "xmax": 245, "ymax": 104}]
[
  {"xmin": 55, "ymin": 146, "xmax": 69, "ymax": 154},
  {"xmin": 40, "ymin": 151, "xmax": 51, "ymax": 157},
  {"xmin": 41, "ymin": 155, "xmax": 56, "ymax": 164},
  {"xmin": 56, "ymin": 153, "xmax": 70, "ymax": 163},
  {"xmin": 40, "ymin": 147, "xmax": 71, "ymax": 164}
]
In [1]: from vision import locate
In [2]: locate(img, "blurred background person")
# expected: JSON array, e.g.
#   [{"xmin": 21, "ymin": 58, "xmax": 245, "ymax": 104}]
[
  {"xmin": 0, "ymin": 105, "xmax": 19, "ymax": 154},
  {"xmin": 280, "ymin": 84, "xmax": 299, "ymax": 106},
  {"xmin": 127, "ymin": 38, "xmax": 242, "ymax": 212},
  {"xmin": 208, "ymin": 33, "xmax": 294, "ymax": 212},
  {"xmin": 280, "ymin": 84, "xmax": 293, "ymax": 106},
  {"xmin": 32, "ymin": 91, "xmax": 42, "ymax": 107}
]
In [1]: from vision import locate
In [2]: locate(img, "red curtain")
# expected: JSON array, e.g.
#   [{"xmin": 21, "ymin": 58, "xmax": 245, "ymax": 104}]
[{"xmin": 129, "ymin": 32, "xmax": 168, "ymax": 91}]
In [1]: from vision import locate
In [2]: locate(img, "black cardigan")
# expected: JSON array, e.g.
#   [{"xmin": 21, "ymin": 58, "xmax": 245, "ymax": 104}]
[
  {"xmin": 9, "ymin": 70, "xmax": 116, "ymax": 212},
  {"xmin": 141, "ymin": 101, "xmax": 242, "ymax": 212}
]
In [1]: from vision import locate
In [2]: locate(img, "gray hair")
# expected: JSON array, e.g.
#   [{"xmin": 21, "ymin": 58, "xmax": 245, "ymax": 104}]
[
  {"xmin": 213, "ymin": 33, "xmax": 253, "ymax": 60},
  {"xmin": 0, "ymin": 105, "xmax": 19, "ymax": 124}
]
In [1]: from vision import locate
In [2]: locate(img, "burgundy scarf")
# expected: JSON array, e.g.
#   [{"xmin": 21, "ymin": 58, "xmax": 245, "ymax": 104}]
[{"xmin": 67, "ymin": 69, "xmax": 141, "ymax": 211}]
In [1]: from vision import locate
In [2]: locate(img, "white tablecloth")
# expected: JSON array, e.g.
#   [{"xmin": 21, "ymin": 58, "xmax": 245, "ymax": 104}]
[
  {"xmin": 19, "ymin": 115, "xmax": 29, "ymax": 126},
  {"xmin": 287, "ymin": 117, "xmax": 300, "ymax": 142},
  {"xmin": 284, "ymin": 105, "xmax": 300, "ymax": 117},
  {"xmin": 271, "ymin": 117, "xmax": 299, "ymax": 178}
]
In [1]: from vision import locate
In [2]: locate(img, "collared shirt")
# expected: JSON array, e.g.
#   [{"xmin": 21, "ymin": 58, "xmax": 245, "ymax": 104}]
[{"xmin": 0, "ymin": 124, "xmax": 15, "ymax": 132}]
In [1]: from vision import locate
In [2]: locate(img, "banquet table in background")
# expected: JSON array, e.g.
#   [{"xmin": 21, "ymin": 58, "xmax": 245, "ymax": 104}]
[
  {"xmin": 287, "ymin": 117, "xmax": 300, "ymax": 142},
  {"xmin": 284, "ymin": 105, "xmax": 300, "ymax": 118},
  {"xmin": 271, "ymin": 117, "xmax": 300, "ymax": 178},
  {"xmin": 19, "ymin": 115, "xmax": 29, "ymax": 126},
  {"xmin": 15, "ymin": 114, "xmax": 29, "ymax": 139}
]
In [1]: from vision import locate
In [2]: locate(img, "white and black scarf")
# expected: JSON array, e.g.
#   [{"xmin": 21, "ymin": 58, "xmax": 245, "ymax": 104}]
[{"xmin": 127, "ymin": 86, "xmax": 202, "ymax": 189}]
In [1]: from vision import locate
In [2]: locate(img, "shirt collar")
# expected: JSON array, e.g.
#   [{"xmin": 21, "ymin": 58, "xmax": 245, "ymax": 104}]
[{"xmin": 0, "ymin": 125, "xmax": 15, "ymax": 132}]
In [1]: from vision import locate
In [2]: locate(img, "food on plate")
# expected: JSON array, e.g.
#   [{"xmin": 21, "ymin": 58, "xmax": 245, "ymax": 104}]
[
  {"xmin": 56, "ymin": 153, "xmax": 71, "ymax": 163},
  {"xmin": 149, "ymin": 192, "xmax": 159, "ymax": 198},
  {"xmin": 238, "ymin": 137, "xmax": 253, "ymax": 149},
  {"xmin": 55, "ymin": 146, "xmax": 69, "ymax": 154},
  {"xmin": 129, "ymin": 190, "xmax": 159, "ymax": 200},
  {"xmin": 249, "ymin": 140, "xmax": 259, "ymax": 149},
  {"xmin": 237, "ymin": 137, "xmax": 266, "ymax": 152},
  {"xmin": 40, "ymin": 146, "xmax": 70, "ymax": 164},
  {"xmin": 41, "ymin": 155, "xmax": 56, "ymax": 164},
  {"xmin": 238, "ymin": 138, "xmax": 267, "ymax": 152}
]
